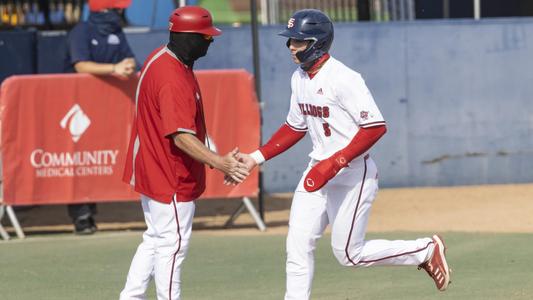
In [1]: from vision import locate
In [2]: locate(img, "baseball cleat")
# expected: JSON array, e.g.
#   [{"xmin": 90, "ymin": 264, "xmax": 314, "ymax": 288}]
[{"xmin": 418, "ymin": 234, "xmax": 451, "ymax": 291}]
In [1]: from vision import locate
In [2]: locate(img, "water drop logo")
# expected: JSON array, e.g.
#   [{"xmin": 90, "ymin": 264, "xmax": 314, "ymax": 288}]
[{"xmin": 60, "ymin": 104, "xmax": 91, "ymax": 143}]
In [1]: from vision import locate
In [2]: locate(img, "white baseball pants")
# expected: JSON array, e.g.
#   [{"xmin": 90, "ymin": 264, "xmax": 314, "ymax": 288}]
[
  {"xmin": 285, "ymin": 157, "xmax": 435, "ymax": 300},
  {"xmin": 120, "ymin": 194, "xmax": 195, "ymax": 300}
]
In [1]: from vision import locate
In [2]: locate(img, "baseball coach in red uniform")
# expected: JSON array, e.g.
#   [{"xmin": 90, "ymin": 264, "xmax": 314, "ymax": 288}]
[{"xmin": 120, "ymin": 6, "xmax": 249, "ymax": 300}]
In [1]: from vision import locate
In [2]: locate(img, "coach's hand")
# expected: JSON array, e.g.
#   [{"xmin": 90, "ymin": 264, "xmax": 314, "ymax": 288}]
[
  {"xmin": 224, "ymin": 152, "xmax": 257, "ymax": 185},
  {"xmin": 218, "ymin": 148, "xmax": 250, "ymax": 183},
  {"xmin": 303, "ymin": 153, "xmax": 348, "ymax": 192}
]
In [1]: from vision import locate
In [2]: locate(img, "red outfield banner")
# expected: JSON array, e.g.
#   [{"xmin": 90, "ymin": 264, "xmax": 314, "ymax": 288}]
[{"xmin": 0, "ymin": 71, "xmax": 259, "ymax": 205}]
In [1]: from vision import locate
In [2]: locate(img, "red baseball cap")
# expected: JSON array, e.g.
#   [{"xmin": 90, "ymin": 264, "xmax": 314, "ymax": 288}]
[
  {"xmin": 88, "ymin": 0, "xmax": 132, "ymax": 12},
  {"xmin": 168, "ymin": 6, "xmax": 222, "ymax": 36}
]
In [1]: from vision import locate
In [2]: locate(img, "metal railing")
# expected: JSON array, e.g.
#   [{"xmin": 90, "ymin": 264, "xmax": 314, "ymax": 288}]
[{"xmin": 260, "ymin": 0, "xmax": 415, "ymax": 24}]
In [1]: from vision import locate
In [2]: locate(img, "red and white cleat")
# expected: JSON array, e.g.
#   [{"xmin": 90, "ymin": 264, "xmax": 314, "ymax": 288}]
[{"xmin": 418, "ymin": 234, "xmax": 451, "ymax": 291}]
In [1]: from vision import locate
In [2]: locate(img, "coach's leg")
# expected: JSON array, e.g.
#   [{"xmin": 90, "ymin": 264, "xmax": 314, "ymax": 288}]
[
  {"xmin": 285, "ymin": 188, "xmax": 328, "ymax": 300},
  {"xmin": 152, "ymin": 198, "xmax": 195, "ymax": 300},
  {"xmin": 330, "ymin": 159, "xmax": 433, "ymax": 267},
  {"xmin": 120, "ymin": 195, "xmax": 158, "ymax": 300}
]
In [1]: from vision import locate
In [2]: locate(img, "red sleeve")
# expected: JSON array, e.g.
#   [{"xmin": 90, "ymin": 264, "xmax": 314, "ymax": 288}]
[
  {"xmin": 159, "ymin": 83, "xmax": 197, "ymax": 137},
  {"xmin": 337, "ymin": 125, "xmax": 387, "ymax": 162},
  {"xmin": 258, "ymin": 123, "xmax": 306, "ymax": 161}
]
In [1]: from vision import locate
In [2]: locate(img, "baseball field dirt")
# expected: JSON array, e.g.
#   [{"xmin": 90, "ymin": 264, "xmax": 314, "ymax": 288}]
[{"xmin": 4, "ymin": 183, "xmax": 532, "ymax": 235}]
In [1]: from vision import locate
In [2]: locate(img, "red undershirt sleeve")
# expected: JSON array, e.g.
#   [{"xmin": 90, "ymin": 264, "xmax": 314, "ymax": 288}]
[
  {"xmin": 337, "ymin": 125, "xmax": 387, "ymax": 163},
  {"xmin": 250, "ymin": 123, "xmax": 306, "ymax": 164}
]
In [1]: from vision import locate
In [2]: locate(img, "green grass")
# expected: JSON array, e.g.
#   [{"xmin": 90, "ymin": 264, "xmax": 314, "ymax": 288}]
[{"xmin": 1, "ymin": 232, "xmax": 533, "ymax": 299}]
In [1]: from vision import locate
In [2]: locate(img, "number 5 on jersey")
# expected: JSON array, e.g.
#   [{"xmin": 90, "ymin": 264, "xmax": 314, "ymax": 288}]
[{"xmin": 322, "ymin": 122, "xmax": 331, "ymax": 137}]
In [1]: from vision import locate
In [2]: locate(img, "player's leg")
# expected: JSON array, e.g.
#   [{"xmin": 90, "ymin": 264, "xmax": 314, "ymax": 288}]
[
  {"xmin": 120, "ymin": 195, "xmax": 158, "ymax": 300},
  {"xmin": 152, "ymin": 197, "xmax": 195, "ymax": 300},
  {"xmin": 285, "ymin": 182, "xmax": 329, "ymax": 300},
  {"xmin": 329, "ymin": 158, "xmax": 434, "ymax": 267}
]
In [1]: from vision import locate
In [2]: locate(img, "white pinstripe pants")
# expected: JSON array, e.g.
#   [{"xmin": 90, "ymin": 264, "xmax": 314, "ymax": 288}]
[
  {"xmin": 120, "ymin": 194, "xmax": 195, "ymax": 300},
  {"xmin": 285, "ymin": 157, "xmax": 434, "ymax": 300}
]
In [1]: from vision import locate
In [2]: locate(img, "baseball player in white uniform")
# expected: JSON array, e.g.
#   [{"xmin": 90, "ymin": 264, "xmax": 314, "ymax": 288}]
[{"xmin": 233, "ymin": 9, "xmax": 451, "ymax": 299}]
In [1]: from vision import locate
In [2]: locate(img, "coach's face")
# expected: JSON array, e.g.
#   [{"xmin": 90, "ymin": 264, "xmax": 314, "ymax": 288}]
[{"xmin": 288, "ymin": 39, "xmax": 310, "ymax": 64}]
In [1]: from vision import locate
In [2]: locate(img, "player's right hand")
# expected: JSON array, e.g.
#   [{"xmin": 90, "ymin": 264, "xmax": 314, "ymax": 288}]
[
  {"xmin": 219, "ymin": 148, "xmax": 250, "ymax": 183},
  {"xmin": 236, "ymin": 152, "xmax": 258, "ymax": 172},
  {"xmin": 224, "ymin": 152, "xmax": 257, "ymax": 185}
]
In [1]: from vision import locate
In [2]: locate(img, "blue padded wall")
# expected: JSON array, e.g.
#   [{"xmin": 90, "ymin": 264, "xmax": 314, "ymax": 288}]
[
  {"xmin": 30, "ymin": 18, "xmax": 533, "ymax": 192},
  {"xmin": 0, "ymin": 31, "xmax": 36, "ymax": 82}
]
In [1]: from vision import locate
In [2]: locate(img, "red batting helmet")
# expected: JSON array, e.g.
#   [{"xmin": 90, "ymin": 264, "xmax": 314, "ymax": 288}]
[
  {"xmin": 168, "ymin": 6, "xmax": 222, "ymax": 36},
  {"xmin": 88, "ymin": 0, "xmax": 132, "ymax": 12}
]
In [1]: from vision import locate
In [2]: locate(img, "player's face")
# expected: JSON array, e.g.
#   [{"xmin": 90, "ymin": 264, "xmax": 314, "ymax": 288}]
[{"xmin": 288, "ymin": 39, "xmax": 310, "ymax": 64}]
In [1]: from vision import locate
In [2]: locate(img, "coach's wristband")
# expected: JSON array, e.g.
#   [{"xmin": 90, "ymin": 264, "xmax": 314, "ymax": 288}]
[{"xmin": 250, "ymin": 150, "xmax": 265, "ymax": 165}]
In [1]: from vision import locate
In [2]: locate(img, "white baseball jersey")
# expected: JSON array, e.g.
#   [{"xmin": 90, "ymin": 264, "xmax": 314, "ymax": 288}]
[
  {"xmin": 283, "ymin": 57, "xmax": 437, "ymax": 300},
  {"xmin": 286, "ymin": 56, "xmax": 386, "ymax": 161}
]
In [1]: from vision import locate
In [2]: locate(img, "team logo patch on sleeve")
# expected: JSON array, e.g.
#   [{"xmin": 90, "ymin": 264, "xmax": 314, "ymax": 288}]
[{"xmin": 360, "ymin": 111, "xmax": 369, "ymax": 121}]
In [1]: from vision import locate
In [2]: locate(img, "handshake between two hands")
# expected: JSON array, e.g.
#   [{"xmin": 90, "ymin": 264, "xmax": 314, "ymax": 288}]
[
  {"xmin": 219, "ymin": 147, "xmax": 348, "ymax": 192},
  {"xmin": 220, "ymin": 148, "xmax": 257, "ymax": 186}
]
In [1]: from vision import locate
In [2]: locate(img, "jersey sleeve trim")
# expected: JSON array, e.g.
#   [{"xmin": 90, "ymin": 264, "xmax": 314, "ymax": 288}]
[
  {"xmin": 177, "ymin": 128, "xmax": 196, "ymax": 134},
  {"xmin": 360, "ymin": 121, "xmax": 386, "ymax": 128},
  {"xmin": 285, "ymin": 121, "xmax": 308, "ymax": 132},
  {"xmin": 250, "ymin": 150, "xmax": 266, "ymax": 165}
]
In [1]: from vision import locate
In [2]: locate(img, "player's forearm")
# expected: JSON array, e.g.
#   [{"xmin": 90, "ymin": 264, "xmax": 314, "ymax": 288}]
[
  {"xmin": 337, "ymin": 125, "xmax": 387, "ymax": 162},
  {"xmin": 74, "ymin": 61, "xmax": 115, "ymax": 75},
  {"xmin": 173, "ymin": 132, "xmax": 222, "ymax": 169},
  {"xmin": 250, "ymin": 123, "xmax": 306, "ymax": 164},
  {"xmin": 303, "ymin": 125, "xmax": 387, "ymax": 192}
]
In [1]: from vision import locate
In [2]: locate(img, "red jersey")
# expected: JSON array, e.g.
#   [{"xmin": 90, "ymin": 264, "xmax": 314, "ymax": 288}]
[{"xmin": 123, "ymin": 46, "xmax": 206, "ymax": 203}]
